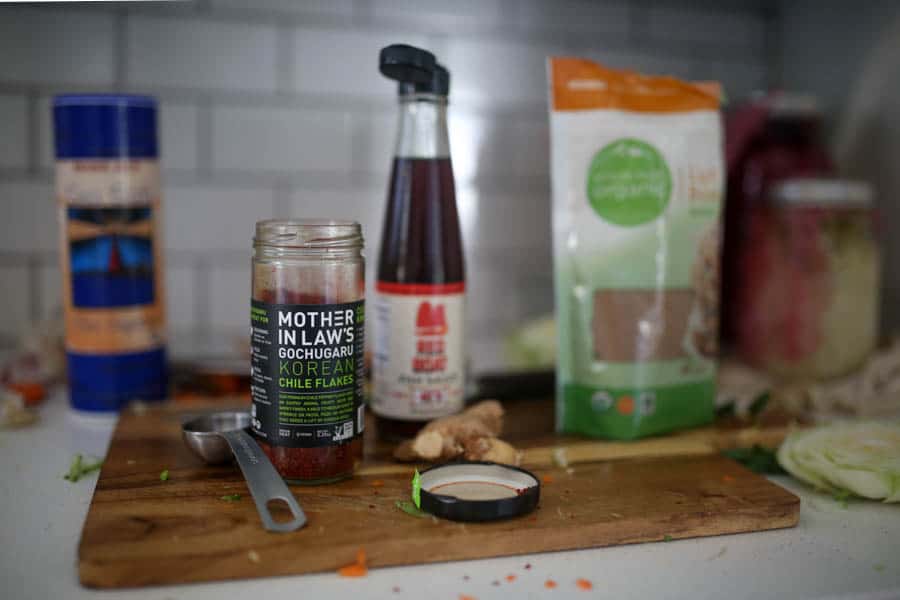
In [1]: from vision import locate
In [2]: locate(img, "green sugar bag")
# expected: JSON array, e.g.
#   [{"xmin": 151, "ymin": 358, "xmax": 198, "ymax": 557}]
[{"xmin": 548, "ymin": 57, "xmax": 723, "ymax": 439}]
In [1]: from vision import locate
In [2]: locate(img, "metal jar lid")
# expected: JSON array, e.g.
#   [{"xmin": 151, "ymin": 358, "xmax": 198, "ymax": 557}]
[
  {"xmin": 772, "ymin": 178, "xmax": 873, "ymax": 209},
  {"xmin": 418, "ymin": 462, "xmax": 541, "ymax": 522}
]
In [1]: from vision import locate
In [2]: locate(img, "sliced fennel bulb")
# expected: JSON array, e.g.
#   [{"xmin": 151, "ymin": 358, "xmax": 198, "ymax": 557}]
[{"xmin": 777, "ymin": 421, "xmax": 900, "ymax": 502}]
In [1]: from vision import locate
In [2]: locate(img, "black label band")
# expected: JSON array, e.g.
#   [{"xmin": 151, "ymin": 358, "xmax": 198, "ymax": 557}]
[{"xmin": 250, "ymin": 299, "xmax": 365, "ymax": 448}]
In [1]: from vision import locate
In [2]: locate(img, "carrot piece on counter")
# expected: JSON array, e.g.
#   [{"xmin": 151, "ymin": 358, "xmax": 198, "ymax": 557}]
[
  {"xmin": 338, "ymin": 564, "xmax": 367, "ymax": 578},
  {"xmin": 506, "ymin": 574, "xmax": 517, "ymax": 582},
  {"xmin": 576, "ymin": 578, "xmax": 593, "ymax": 590},
  {"xmin": 542, "ymin": 475, "xmax": 554, "ymax": 484},
  {"xmin": 7, "ymin": 381, "xmax": 46, "ymax": 406},
  {"xmin": 545, "ymin": 579, "xmax": 558, "ymax": 589},
  {"xmin": 337, "ymin": 548, "xmax": 368, "ymax": 577}
]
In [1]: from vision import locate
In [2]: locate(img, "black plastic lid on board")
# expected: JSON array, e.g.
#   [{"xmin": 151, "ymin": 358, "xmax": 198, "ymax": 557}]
[
  {"xmin": 418, "ymin": 462, "xmax": 541, "ymax": 522},
  {"xmin": 379, "ymin": 44, "xmax": 450, "ymax": 96}
]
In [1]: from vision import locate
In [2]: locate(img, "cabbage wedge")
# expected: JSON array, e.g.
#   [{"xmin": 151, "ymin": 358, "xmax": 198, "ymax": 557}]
[{"xmin": 777, "ymin": 421, "xmax": 900, "ymax": 502}]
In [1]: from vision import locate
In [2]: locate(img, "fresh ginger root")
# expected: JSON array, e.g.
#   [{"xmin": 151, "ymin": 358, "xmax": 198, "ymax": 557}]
[
  {"xmin": 393, "ymin": 400, "xmax": 522, "ymax": 466},
  {"xmin": 462, "ymin": 436, "xmax": 520, "ymax": 465}
]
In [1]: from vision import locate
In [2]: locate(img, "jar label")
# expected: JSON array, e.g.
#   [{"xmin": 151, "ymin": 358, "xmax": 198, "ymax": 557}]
[
  {"xmin": 57, "ymin": 159, "xmax": 166, "ymax": 355},
  {"xmin": 372, "ymin": 283, "xmax": 466, "ymax": 420},
  {"xmin": 250, "ymin": 300, "xmax": 365, "ymax": 448}
]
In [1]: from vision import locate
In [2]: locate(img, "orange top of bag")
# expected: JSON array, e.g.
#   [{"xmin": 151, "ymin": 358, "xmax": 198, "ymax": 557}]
[{"xmin": 549, "ymin": 57, "xmax": 720, "ymax": 112}]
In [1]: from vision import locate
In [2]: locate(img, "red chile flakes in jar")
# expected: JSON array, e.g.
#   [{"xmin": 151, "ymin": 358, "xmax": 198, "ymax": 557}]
[{"xmin": 250, "ymin": 220, "xmax": 365, "ymax": 484}]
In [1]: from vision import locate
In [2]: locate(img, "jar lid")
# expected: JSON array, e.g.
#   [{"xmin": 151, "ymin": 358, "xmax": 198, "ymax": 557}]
[
  {"xmin": 766, "ymin": 93, "xmax": 821, "ymax": 118},
  {"xmin": 418, "ymin": 462, "xmax": 540, "ymax": 522},
  {"xmin": 254, "ymin": 219, "xmax": 363, "ymax": 249},
  {"xmin": 53, "ymin": 94, "xmax": 158, "ymax": 159},
  {"xmin": 772, "ymin": 178, "xmax": 873, "ymax": 208}
]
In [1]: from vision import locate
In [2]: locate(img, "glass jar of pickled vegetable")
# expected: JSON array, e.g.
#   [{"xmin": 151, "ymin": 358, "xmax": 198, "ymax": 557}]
[
  {"xmin": 735, "ymin": 179, "xmax": 880, "ymax": 380},
  {"xmin": 250, "ymin": 220, "xmax": 365, "ymax": 483}
]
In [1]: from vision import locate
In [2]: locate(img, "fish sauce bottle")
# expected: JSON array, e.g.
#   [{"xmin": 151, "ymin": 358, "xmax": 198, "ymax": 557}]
[{"xmin": 372, "ymin": 45, "xmax": 466, "ymax": 439}]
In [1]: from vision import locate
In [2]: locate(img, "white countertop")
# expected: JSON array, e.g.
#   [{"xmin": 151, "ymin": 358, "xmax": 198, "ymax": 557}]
[{"xmin": 2, "ymin": 390, "xmax": 899, "ymax": 600}]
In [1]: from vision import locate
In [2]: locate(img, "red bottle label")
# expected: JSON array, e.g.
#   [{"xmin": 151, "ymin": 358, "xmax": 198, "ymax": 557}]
[{"xmin": 371, "ymin": 282, "xmax": 465, "ymax": 421}]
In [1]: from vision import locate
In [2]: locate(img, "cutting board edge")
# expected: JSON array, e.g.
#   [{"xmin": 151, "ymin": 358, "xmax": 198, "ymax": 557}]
[{"xmin": 77, "ymin": 494, "xmax": 800, "ymax": 589}]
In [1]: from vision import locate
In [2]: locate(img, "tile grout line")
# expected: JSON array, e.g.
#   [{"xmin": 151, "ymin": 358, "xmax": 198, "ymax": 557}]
[
  {"xmin": 197, "ymin": 94, "xmax": 213, "ymax": 179},
  {"xmin": 27, "ymin": 256, "xmax": 41, "ymax": 323},
  {"xmin": 275, "ymin": 21, "xmax": 295, "ymax": 95},
  {"xmin": 193, "ymin": 257, "xmax": 211, "ymax": 338},
  {"xmin": 274, "ymin": 181, "xmax": 292, "ymax": 218},
  {"xmin": 762, "ymin": 0, "xmax": 782, "ymax": 89},
  {"xmin": 114, "ymin": 8, "xmax": 128, "ymax": 89},
  {"xmin": 351, "ymin": 0, "xmax": 373, "ymax": 27},
  {"xmin": 26, "ymin": 87, "xmax": 40, "ymax": 177}
]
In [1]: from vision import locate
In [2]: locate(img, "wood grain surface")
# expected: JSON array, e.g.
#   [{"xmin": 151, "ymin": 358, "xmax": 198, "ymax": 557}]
[{"xmin": 78, "ymin": 400, "xmax": 800, "ymax": 588}]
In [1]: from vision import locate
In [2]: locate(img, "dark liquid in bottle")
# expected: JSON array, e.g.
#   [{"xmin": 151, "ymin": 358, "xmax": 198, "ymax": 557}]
[{"xmin": 375, "ymin": 157, "xmax": 464, "ymax": 440}]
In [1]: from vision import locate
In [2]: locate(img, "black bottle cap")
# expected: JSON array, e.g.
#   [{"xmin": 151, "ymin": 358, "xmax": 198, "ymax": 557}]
[
  {"xmin": 418, "ymin": 462, "xmax": 541, "ymax": 522},
  {"xmin": 380, "ymin": 44, "xmax": 450, "ymax": 96},
  {"xmin": 379, "ymin": 44, "xmax": 436, "ymax": 84},
  {"xmin": 398, "ymin": 63, "xmax": 450, "ymax": 96}
]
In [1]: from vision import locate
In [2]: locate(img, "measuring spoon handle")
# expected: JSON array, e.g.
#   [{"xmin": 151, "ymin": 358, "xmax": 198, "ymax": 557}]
[{"xmin": 222, "ymin": 430, "xmax": 307, "ymax": 533}]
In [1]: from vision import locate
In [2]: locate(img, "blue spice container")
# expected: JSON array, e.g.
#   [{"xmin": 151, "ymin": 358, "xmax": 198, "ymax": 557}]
[{"xmin": 54, "ymin": 94, "xmax": 168, "ymax": 412}]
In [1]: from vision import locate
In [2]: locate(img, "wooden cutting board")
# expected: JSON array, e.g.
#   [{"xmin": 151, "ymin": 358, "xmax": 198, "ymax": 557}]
[{"xmin": 78, "ymin": 401, "xmax": 800, "ymax": 588}]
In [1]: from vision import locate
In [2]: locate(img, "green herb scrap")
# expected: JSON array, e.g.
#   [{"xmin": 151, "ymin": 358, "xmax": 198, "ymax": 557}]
[
  {"xmin": 723, "ymin": 445, "xmax": 786, "ymax": 475},
  {"xmin": 411, "ymin": 469, "xmax": 422, "ymax": 509},
  {"xmin": 220, "ymin": 494, "xmax": 242, "ymax": 502},
  {"xmin": 396, "ymin": 500, "xmax": 429, "ymax": 518},
  {"xmin": 748, "ymin": 392, "xmax": 770, "ymax": 418},
  {"xmin": 715, "ymin": 402, "xmax": 736, "ymax": 419},
  {"xmin": 663, "ymin": 535, "xmax": 673, "ymax": 542},
  {"xmin": 63, "ymin": 454, "xmax": 104, "ymax": 482},
  {"xmin": 832, "ymin": 489, "xmax": 852, "ymax": 509},
  {"xmin": 159, "ymin": 469, "xmax": 170, "ymax": 481}
]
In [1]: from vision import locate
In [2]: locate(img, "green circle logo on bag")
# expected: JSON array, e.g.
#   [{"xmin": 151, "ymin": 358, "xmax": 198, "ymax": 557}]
[{"xmin": 586, "ymin": 138, "xmax": 671, "ymax": 226}]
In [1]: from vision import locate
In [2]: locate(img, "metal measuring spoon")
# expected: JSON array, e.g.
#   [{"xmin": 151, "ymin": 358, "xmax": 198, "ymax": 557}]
[{"xmin": 182, "ymin": 411, "xmax": 306, "ymax": 533}]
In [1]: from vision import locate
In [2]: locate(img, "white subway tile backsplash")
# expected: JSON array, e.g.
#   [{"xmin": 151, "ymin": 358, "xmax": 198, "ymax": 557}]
[
  {"xmin": 371, "ymin": 0, "xmax": 503, "ymax": 32},
  {"xmin": 0, "ymin": 95, "xmax": 27, "ymax": 169},
  {"xmin": 292, "ymin": 29, "xmax": 430, "ymax": 98},
  {"xmin": 444, "ymin": 38, "xmax": 559, "ymax": 107},
  {"xmin": 166, "ymin": 264, "xmax": 197, "ymax": 332},
  {"xmin": 449, "ymin": 113, "xmax": 508, "ymax": 184},
  {"xmin": 0, "ymin": 0, "xmax": 775, "ymax": 352},
  {"xmin": 0, "ymin": 10, "xmax": 115, "ymax": 86},
  {"xmin": 511, "ymin": 120, "xmax": 549, "ymax": 178},
  {"xmin": 517, "ymin": 0, "xmax": 630, "ymax": 34},
  {"xmin": 160, "ymin": 103, "xmax": 199, "ymax": 173},
  {"xmin": 126, "ymin": 16, "xmax": 278, "ymax": 92},
  {"xmin": 647, "ymin": 6, "xmax": 765, "ymax": 52},
  {"xmin": 287, "ymin": 187, "xmax": 383, "ymax": 247},
  {"xmin": 363, "ymin": 112, "xmax": 397, "ymax": 177},
  {"xmin": 0, "ymin": 265, "xmax": 30, "ymax": 339},
  {"xmin": 450, "ymin": 114, "xmax": 549, "ymax": 182},
  {"xmin": 466, "ymin": 250, "xmax": 554, "ymax": 328},
  {"xmin": 459, "ymin": 188, "xmax": 551, "ymax": 252},
  {"xmin": 211, "ymin": 106, "xmax": 352, "ymax": 173},
  {"xmin": 0, "ymin": 182, "xmax": 57, "ymax": 254},
  {"xmin": 209, "ymin": 0, "xmax": 354, "ymax": 17},
  {"xmin": 468, "ymin": 333, "xmax": 507, "ymax": 373},
  {"xmin": 697, "ymin": 60, "xmax": 767, "ymax": 101},
  {"xmin": 209, "ymin": 265, "xmax": 251, "ymax": 331},
  {"xmin": 581, "ymin": 49, "xmax": 694, "ymax": 80},
  {"xmin": 38, "ymin": 263, "xmax": 62, "ymax": 321},
  {"xmin": 36, "ymin": 96, "xmax": 53, "ymax": 170},
  {"xmin": 163, "ymin": 184, "xmax": 276, "ymax": 252}
]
